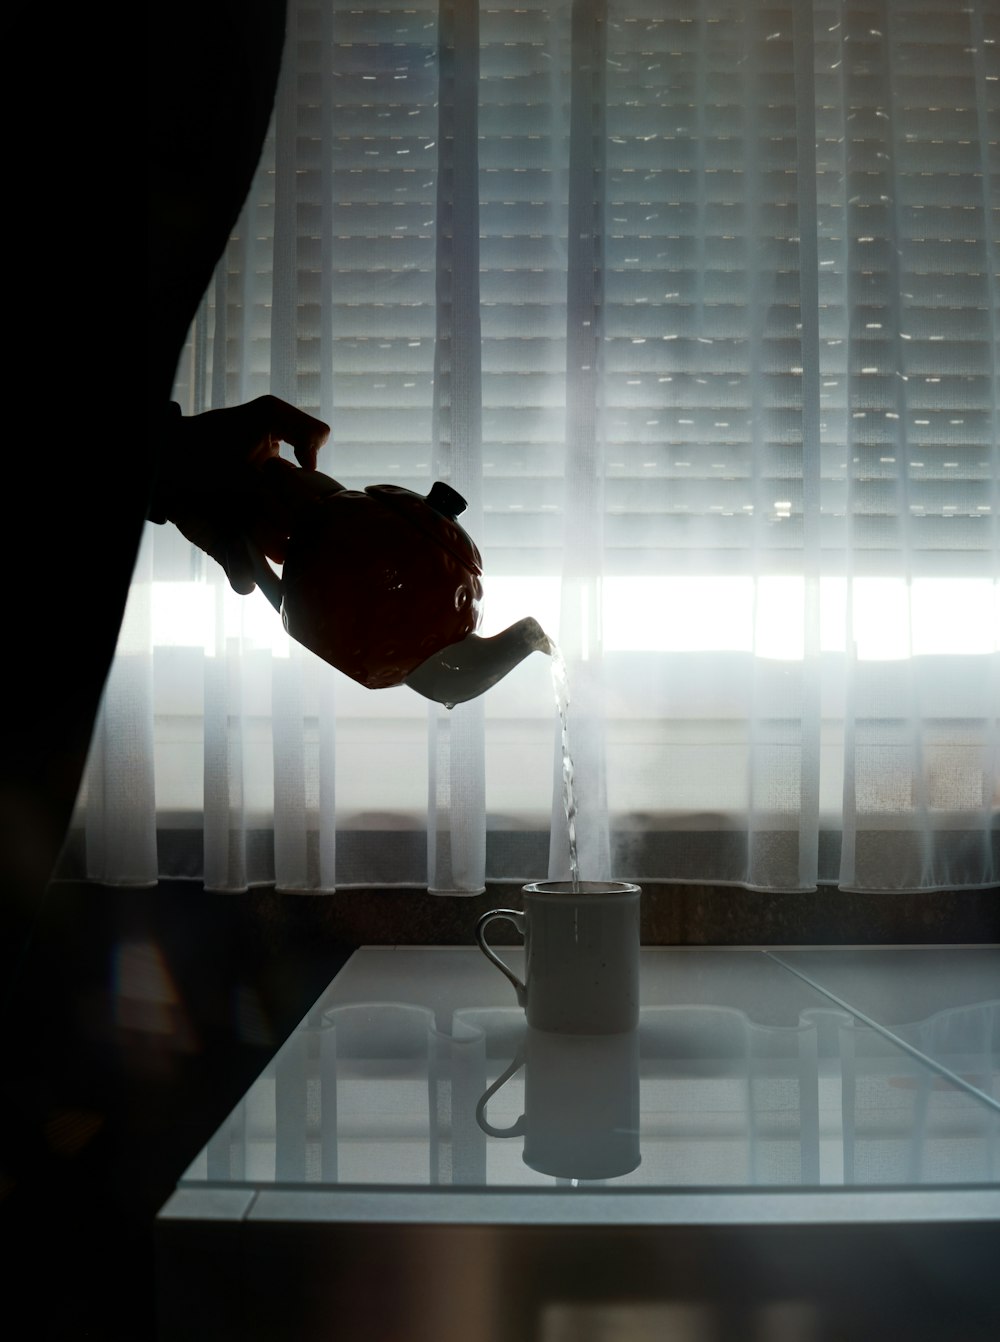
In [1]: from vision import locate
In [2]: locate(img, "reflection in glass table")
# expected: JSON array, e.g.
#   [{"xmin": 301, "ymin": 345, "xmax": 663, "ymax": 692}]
[
  {"xmin": 159, "ymin": 947, "xmax": 1000, "ymax": 1342},
  {"xmin": 179, "ymin": 995, "xmax": 999, "ymax": 1193}
]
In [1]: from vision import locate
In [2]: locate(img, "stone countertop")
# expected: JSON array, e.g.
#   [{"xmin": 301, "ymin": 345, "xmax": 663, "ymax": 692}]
[{"xmin": 246, "ymin": 881, "xmax": 999, "ymax": 947}]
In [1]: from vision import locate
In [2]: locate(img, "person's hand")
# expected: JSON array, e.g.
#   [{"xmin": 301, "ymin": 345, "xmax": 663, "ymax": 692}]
[{"xmin": 152, "ymin": 395, "xmax": 336, "ymax": 594}]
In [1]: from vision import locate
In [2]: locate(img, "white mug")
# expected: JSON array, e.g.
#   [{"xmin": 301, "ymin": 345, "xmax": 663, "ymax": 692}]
[
  {"xmin": 475, "ymin": 881, "xmax": 641, "ymax": 1034},
  {"xmin": 475, "ymin": 1025, "xmax": 641, "ymax": 1180}
]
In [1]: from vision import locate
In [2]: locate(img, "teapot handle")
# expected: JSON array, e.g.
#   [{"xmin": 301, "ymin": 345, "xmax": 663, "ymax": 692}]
[{"xmin": 249, "ymin": 545, "xmax": 283, "ymax": 613}]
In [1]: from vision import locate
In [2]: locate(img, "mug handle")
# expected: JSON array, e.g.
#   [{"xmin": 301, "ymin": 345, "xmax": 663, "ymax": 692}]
[
  {"xmin": 474, "ymin": 909, "xmax": 527, "ymax": 1004},
  {"xmin": 475, "ymin": 1047, "xmax": 526, "ymax": 1139}
]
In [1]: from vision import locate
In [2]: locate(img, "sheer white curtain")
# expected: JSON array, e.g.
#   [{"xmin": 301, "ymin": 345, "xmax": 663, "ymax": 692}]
[{"xmin": 81, "ymin": 0, "xmax": 997, "ymax": 894}]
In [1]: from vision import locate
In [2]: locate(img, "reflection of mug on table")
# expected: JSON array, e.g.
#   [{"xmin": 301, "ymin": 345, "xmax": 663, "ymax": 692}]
[
  {"xmin": 475, "ymin": 881, "xmax": 641, "ymax": 1034},
  {"xmin": 476, "ymin": 1026, "xmax": 641, "ymax": 1180}
]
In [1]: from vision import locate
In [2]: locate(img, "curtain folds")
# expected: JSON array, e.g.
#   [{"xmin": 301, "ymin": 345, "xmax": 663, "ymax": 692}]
[{"xmin": 90, "ymin": 0, "xmax": 998, "ymax": 894}]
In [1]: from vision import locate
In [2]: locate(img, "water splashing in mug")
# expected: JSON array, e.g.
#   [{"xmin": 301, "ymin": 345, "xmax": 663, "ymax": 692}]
[{"xmin": 548, "ymin": 642, "xmax": 580, "ymax": 890}]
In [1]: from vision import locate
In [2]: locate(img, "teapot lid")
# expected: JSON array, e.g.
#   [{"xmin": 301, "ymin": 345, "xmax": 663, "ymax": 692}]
[{"xmin": 365, "ymin": 482, "xmax": 482, "ymax": 577}]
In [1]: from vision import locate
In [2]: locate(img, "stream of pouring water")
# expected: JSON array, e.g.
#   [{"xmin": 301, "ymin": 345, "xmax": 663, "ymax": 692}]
[{"xmin": 548, "ymin": 642, "xmax": 580, "ymax": 890}]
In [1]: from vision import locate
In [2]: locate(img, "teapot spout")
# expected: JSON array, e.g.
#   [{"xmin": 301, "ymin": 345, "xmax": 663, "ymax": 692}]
[{"xmin": 404, "ymin": 617, "xmax": 553, "ymax": 706}]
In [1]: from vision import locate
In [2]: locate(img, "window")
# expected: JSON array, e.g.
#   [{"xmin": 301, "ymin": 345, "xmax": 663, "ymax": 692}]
[{"xmin": 80, "ymin": 0, "xmax": 998, "ymax": 894}]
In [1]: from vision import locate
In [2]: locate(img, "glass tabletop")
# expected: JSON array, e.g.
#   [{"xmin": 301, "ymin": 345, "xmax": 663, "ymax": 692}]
[
  {"xmin": 176, "ymin": 946, "xmax": 1000, "ymax": 1196},
  {"xmin": 767, "ymin": 947, "xmax": 1000, "ymax": 1108}
]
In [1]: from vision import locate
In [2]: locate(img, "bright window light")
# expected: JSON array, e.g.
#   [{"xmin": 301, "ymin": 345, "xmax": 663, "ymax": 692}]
[
  {"xmin": 478, "ymin": 576, "xmax": 562, "ymax": 642},
  {"xmin": 152, "ymin": 583, "xmax": 217, "ymax": 653},
  {"xmin": 754, "ymin": 577, "xmax": 804, "ymax": 660},
  {"xmin": 911, "ymin": 579, "xmax": 998, "ymax": 656},
  {"xmin": 602, "ymin": 577, "xmax": 754, "ymax": 652},
  {"xmin": 151, "ymin": 582, "xmax": 293, "ymax": 656},
  {"xmin": 851, "ymin": 578, "xmax": 913, "ymax": 660},
  {"xmin": 153, "ymin": 576, "xmax": 997, "ymax": 662}
]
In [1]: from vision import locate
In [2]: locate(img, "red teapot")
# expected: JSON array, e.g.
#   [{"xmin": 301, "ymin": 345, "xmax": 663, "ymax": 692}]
[{"xmin": 251, "ymin": 475, "xmax": 550, "ymax": 705}]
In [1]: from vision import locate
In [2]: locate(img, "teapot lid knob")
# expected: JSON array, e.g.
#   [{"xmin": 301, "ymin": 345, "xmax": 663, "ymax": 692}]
[{"xmin": 426, "ymin": 481, "xmax": 468, "ymax": 521}]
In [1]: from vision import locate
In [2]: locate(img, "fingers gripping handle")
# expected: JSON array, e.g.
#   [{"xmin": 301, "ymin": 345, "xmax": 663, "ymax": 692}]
[
  {"xmin": 474, "ymin": 909, "xmax": 527, "ymax": 1004},
  {"xmin": 249, "ymin": 545, "xmax": 284, "ymax": 613}
]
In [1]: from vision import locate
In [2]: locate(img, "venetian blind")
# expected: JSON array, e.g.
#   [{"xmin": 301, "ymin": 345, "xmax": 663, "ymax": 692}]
[{"xmin": 80, "ymin": 0, "xmax": 998, "ymax": 896}]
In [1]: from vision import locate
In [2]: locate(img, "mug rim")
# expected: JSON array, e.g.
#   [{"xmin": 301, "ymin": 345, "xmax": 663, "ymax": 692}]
[{"xmin": 522, "ymin": 880, "xmax": 641, "ymax": 897}]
